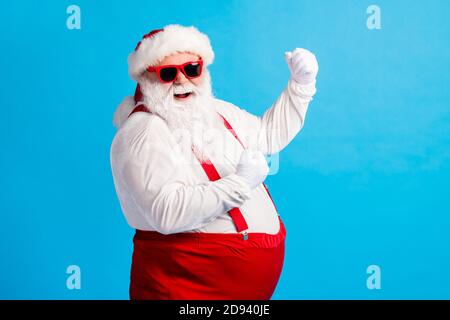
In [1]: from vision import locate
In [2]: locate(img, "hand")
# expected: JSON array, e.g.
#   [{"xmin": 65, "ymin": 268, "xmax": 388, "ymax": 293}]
[
  {"xmin": 285, "ymin": 48, "xmax": 319, "ymax": 85},
  {"xmin": 235, "ymin": 149, "xmax": 269, "ymax": 190}
]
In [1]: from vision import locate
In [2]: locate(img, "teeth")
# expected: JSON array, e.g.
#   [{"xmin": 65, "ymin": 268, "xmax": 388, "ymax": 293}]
[
  {"xmin": 174, "ymin": 91, "xmax": 192, "ymax": 95},
  {"xmin": 174, "ymin": 92, "xmax": 192, "ymax": 98}
]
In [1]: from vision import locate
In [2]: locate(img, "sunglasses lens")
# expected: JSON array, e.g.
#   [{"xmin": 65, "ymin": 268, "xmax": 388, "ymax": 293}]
[
  {"xmin": 183, "ymin": 62, "xmax": 202, "ymax": 78},
  {"xmin": 159, "ymin": 67, "xmax": 178, "ymax": 82}
]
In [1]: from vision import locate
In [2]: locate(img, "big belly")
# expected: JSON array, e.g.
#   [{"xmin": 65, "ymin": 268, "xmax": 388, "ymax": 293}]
[{"xmin": 194, "ymin": 184, "xmax": 280, "ymax": 234}]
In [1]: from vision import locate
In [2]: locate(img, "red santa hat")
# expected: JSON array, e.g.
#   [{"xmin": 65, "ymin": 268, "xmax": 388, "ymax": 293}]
[{"xmin": 128, "ymin": 24, "xmax": 215, "ymax": 81}]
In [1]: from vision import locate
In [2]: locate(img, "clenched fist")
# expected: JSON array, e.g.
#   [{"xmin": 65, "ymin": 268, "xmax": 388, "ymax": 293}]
[
  {"xmin": 235, "ymin": 149, "xmax": 269, "ymax": 190},
  {"xmin": 285, "ymin": 48, "xmax": 319, "ymax": 85}
]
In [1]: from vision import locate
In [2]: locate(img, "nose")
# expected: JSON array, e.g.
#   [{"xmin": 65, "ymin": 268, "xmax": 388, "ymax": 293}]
[{"xmin": 174, "ymin": 71, "xmax": 188, "ymax": 84}]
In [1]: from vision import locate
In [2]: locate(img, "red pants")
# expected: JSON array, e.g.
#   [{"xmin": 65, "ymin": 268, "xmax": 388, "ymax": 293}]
[{"xmin": 130, "ymin": 217, "xmax": 286, "ymax": 300}]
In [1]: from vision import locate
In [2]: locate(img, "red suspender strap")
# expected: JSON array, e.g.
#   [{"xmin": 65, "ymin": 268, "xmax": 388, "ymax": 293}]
[
  {"xmin": 219, "ymin": 114, "xmax": 245, "ymax": 148},
  {"xmin": 129, "ymin": 104, "xmax": 149, "ymax": 116},
  {"xmin": 191, "ymin": 146, "xmax": 249, "ymax": 234},
  {"xmin": 129, "ymin": 105, "xmax": 249, "ymax": 235},
  {"xmin": 227, "ymin": 209, "xmax": 249, "ymax": 234},
  {"xmin": 217, "ymin": 113, "xmax": 279, "ymax": 214}
]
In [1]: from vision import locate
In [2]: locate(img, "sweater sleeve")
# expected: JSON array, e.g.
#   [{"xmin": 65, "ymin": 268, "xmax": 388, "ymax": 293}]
[
  {"xmin": 218, "ymin": 80, "xmax": 317, "ymax": 156},
  {"xmin": 113, "ymin": 114, "xmax": 252, "ymax": 235}
]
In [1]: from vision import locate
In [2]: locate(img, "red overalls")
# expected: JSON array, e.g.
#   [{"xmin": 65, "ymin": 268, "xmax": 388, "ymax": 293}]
[{"xmin": 127, "ymin": 103, "xmax": 286, "ymax": 300}]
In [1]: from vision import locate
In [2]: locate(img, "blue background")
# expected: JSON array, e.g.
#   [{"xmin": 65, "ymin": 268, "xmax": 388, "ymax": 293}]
[{"xmin": 1, "ymin": 0, "xmax": 449, "ymax": 299}]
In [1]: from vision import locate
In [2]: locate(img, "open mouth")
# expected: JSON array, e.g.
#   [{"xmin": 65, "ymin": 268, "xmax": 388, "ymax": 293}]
[{"xmin": 174, "ymin": 92, "xmax": 193, "ymax": 99}]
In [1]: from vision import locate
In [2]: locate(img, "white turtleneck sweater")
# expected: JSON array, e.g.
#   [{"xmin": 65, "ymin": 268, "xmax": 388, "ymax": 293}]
[{"xmin": 110, "ymin": 80, "xmax": 316, "ymax": 235}]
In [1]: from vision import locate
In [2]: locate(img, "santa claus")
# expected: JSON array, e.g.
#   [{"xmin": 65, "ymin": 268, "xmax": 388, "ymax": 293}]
[{"xmin": 110, "ymin": 24, "xmax": 318, "ymax": 300}]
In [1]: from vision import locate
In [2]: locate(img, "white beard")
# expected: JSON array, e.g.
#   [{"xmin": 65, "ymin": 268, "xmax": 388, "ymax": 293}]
[{"xmin": 138, "ymin": 70, "xmax": 225, "ymax": 163}]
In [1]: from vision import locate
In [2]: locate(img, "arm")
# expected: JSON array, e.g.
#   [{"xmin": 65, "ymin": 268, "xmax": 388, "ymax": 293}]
[
  {"xmin": 252, "ymin": 79, "xmax": 316, "ymax": 155},
  {"xmin": 222, "ymin": 48, "xmax": 319, "ymax": 156},
  {"xmin": 117, "ymin": 116, "xmax": 253, "ymax": 235}
]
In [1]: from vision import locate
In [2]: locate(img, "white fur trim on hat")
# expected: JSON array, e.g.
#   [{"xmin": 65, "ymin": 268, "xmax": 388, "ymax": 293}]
[{"xmin": 128, "ymin": 24, "xmax": 214, "ymax": 81}]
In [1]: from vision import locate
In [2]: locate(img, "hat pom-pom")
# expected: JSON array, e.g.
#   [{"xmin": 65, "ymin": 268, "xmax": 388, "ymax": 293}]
[{"xmin": 113, "ymin": 96, "xmax": 136, "ymax": 129}]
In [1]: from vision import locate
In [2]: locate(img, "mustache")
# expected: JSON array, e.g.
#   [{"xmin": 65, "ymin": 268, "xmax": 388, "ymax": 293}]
[
  {"xmin": 140, "ymin": 79, "xmax": 200, "ymax": 99},
  {"xmin": 171, "ymin": 83, "xmax": 197, "ymax": 95}
]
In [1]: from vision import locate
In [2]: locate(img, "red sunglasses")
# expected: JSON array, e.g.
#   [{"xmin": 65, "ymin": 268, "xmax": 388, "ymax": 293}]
[{"xmin": 146, "ymin": 59, "xmax": 204, "ymax": 83}]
